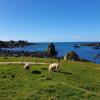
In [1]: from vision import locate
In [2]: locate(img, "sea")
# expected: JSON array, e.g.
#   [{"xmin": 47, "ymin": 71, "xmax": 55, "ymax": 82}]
[{"xmin": 2, "ymin": 42, "xmax": 100, "ymax": 64}]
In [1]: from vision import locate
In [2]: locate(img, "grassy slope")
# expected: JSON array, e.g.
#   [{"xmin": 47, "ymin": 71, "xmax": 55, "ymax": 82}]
[
  {"xmin": 0, "ymin": 57, "xmax": 100, "ymax": 100},
  {"xmin": 0, "ymin": 57, "xmax": 58, "ymax": 63}
]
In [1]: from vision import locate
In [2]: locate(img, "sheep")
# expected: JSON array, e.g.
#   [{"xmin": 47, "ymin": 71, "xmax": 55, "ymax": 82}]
[
  {"xmin": 24, "ymin": 63, "xmax": 30, "ymax": 71},
  {"xmin": 48, "ymin": 63, "xmax": 60, "ymax": 72}
]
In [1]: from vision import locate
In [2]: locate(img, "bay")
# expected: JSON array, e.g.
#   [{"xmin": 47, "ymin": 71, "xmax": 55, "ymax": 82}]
[{"xmin": 2, "ymin": 42, "xmax": 100, "ymax": 64}]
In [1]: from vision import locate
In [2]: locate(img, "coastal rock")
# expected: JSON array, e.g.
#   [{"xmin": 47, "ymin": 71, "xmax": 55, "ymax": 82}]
[
  {"xmin": 0, "ymin": 50, "xmax": 45, "ymax": 58},
  {"xmin": 74, "ymin": 45, "xmax": 80, "ymax": 48},
  {"xmin": 0, "ymin": 40, "xmax": 32, "ymax": 48},
  {"xmin": 64, "ymin": 51, "xmax": 80, "ymax": 61},
  {"xmin": 80, "ymin": 43, "xmax": 100, "ymax": 46},
  {"xmin": 32, "ymin": 51, "xmax": 45, "ymax": 58},
  {"xmin": 46, "ymin": 43, "xmax": 57, "ymax": 57}
]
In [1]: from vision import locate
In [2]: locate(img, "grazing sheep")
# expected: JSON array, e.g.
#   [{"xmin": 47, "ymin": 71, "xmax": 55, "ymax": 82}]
[
  {"xmin": 24, "ymin": 63, "xmax": 30, "ymax": 71},
  {"xmin": 48, "ymin": 63, "xmax": 60, "ymax": 72}
]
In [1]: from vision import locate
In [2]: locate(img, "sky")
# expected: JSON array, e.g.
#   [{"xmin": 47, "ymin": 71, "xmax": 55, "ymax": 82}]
[{"xmin": 0, "ymin": 0, "xmax": 100, "ymax": 42}]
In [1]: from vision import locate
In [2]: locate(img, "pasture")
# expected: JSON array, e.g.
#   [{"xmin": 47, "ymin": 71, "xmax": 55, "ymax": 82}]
[{"xmin": 0, "ymin": 57, "xmax": 100, "ymax": 100}]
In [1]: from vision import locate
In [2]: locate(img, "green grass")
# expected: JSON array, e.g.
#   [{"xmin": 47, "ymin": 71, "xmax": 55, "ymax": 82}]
[
  {"xmin": 0, "ymin": 57, "xmax": 59, "ymax": 63},
  {"xmin": 0, "ymin": 57, "xmax": 100, "ymax": 100}
]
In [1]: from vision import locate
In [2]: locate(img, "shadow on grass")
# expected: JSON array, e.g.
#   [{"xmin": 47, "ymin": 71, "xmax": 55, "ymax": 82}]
[
  {"xmin": 32, "ymin": 70, "xmax": 41, "ymax": 74},
  {"xmin": 59, "ymin": 71, "xmax": 72, "ymax": 74}
]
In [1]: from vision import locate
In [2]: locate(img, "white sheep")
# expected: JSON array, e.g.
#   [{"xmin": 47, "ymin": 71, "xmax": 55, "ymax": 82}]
[
  {"xmin": 24, "ymin": 63, "xmax": 30, "ymax": 71},
  {"xmin": 48, "ymin": 63, "xmax": 60, "ymax": 72}
]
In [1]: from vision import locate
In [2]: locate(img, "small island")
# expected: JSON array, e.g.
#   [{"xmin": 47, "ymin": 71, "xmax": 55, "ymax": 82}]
[{"xmin": 80, "ymin": 42, "xmax": 100, "ymax": 46}]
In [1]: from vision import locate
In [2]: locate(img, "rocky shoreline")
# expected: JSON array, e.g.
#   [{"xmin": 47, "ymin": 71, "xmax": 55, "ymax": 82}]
[
  {"xmin": 0, "ymin": 42, "xmax": 58, "ymax": 58},
  {"xmin": 80, "ymin": 42, "xmax": 100, "ymax": 46},
  {"xmin": 0, "ymin": 49, "xmax": 46, "ymax": 58},
  {"xmin": 0, "ymin": 40, "xmax": 34, "ymax": 48},
  {"xmin": 0, "ymin": 41, "xmax": 97, "ymax": 63}
]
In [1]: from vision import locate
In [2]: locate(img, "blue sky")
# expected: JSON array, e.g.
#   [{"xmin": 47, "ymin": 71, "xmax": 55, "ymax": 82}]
[{"xmin": 0, "ymin": 0, "xmax": 100, "ymax": 42}]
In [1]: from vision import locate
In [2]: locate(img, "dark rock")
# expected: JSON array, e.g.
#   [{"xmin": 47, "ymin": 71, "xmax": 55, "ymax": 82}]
[
  {"xmin": 32, "ymin": 51, "xmax": 45, "ymax": 58},
  {"xmin": 74, "ymin": 45, "xmax": 80, "ymax": 48},
  {"xmin": 64, "ymin": 51, "xmax": 80, "ymax": 61},
  {"xmin": 64, "ymin": 51, "xmax": 90, "ymax": 62},
  {"xmin": 80, "ymin": 43, "xmax": 100, "ymax": 47},
  {"xmin": 0, "ymin": 40, "xmax": 31, "ymax": 48},
  {"xmin": 46, "ymin": 43, "xmax": 57, "ymax": 57},
  {"xmin": 0, "ymin": 49, "xmax": 46, "ymax": 58}
]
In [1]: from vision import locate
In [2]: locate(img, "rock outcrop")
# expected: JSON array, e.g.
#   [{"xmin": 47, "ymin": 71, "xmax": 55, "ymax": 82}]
[
  {"xmin": 47, "ymin": 43, "xmax": 57, "ymax": 57},
  {"xmin": 64, "ymin": 51, "xmax": 80, "ymax": 61}
]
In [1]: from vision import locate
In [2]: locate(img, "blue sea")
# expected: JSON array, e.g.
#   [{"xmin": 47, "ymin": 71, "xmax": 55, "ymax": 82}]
[{"xmin": 2, "ymin": 42, "xmax": 100, "ymax": 64}]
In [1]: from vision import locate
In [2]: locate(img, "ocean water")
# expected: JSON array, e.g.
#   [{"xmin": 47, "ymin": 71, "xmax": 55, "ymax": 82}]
[{"xmin": 2, "ymin": 42, "xmax": 100, "ymax": 64}]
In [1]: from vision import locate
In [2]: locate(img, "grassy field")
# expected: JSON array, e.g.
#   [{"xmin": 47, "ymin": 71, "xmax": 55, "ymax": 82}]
[
  {"xmin": 0, "ymin": 57, "xmax": 100, "ymax": 100},
  {"xmin": 0, "ymin": 57, "xmax": 59, "ymax": 63}
]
